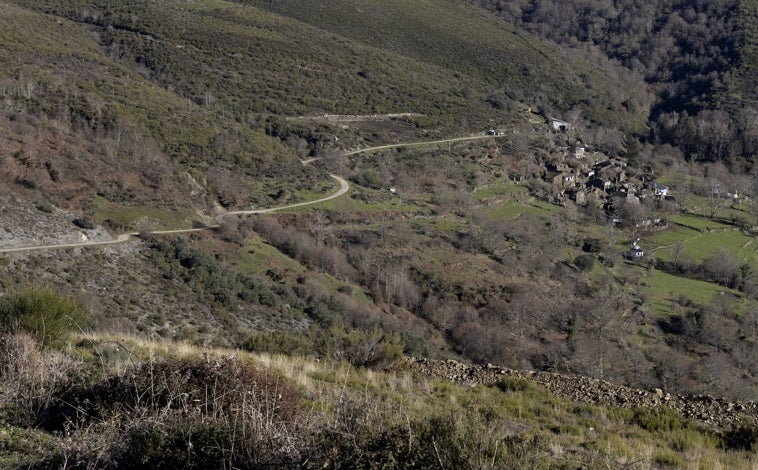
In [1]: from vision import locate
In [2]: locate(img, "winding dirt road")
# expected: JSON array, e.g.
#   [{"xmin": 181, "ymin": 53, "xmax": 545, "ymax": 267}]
[
  {"xmin": 218, "ymin": 173, "xmax": 349, "ymax": 218},
  {"xmin": 0, "ymin": 134, "xmax": 502, "ymax": 253}
]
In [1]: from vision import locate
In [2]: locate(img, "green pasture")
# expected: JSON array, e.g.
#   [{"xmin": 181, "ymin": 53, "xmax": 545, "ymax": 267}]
[
  {"xmin": 647, "ymin": 227, "xmax": 758, "ymax": 267},
  {"xmin": 671, "ymin": 214, "xmax": 733, "ymax": 231},
  {"xmin": 484, "ymin": 198, "xmax": 561, "ymax": 220},
  {"xmin": 678, "ymin": 195, "xmax": 753, "ymax": 223},
  {"xmin": 234, "ymin": 236, "xmax": 371, "ymax": 304},
  {"xmin": 412, "ymin": 247, "xmax": 507, "ymax": 291},
  {"xmin": 234, "ymin": 235, "xmax": 306, "ymax": 275},
  {"xmin": 637, "ymin": 267, "xmax": 744, "ymax": 316},
  {"xmin": 91, "ymin": 197, "xmax": 198, "ymax": 231},
  {"xmin": 645, "ymin": 226, "xmax": 701, "ymax": 252},
  {"xmin": 473, "ymin": 180, "xmax": 529, "ymax": 201}
]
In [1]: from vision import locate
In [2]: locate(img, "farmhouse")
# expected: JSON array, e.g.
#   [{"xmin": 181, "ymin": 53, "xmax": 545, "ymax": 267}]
[
  {"xmin": 629, "ymin": 242, "xmax": 644, "ymax": 259},
  {"xmin": 647, "ymin": 181, "xmax": 669, "ymax": 197},
  {"xmin": 551, "ymin": 118, "xmax": 572, "ymax": 132}
]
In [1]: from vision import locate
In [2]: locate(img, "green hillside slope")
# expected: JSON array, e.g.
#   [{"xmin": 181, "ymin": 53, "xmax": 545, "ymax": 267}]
[
  {"xmin": 10, "ymin": 0, "xmax": 651, "ymax": 131},
  {"xmin": 0, "ymin": 1, "xmax": 315, "ymax": 218},
  {"xmin": 0, "ymin": 0, "xmax": 658, "ymax": 218},
  {"xmin": 240, "ymin": 0, "xmax": 651, "ymax": 132}
]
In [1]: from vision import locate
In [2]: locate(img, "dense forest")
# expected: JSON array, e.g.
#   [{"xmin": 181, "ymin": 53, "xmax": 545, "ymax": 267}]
[{"xmin": 474, "ymin": 0, "xmax": 758, "ymax": 164}]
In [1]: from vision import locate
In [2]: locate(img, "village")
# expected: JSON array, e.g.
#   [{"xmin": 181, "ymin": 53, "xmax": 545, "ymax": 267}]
[{"xmin": 483, "ymin": 115, "xmax": 753, "ymax": 261}]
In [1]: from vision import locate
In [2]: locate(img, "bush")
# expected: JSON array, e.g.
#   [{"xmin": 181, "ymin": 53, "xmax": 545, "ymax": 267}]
[
  {"xmin": 582, "ymin": 238, "xmax": 602, "ymax": 253},
  {"xmin": 0, "ymin": 332, "xmax": 80, "ymax": 426},
  {"xmin": 115, "ymin": 420, "xmax": 230, "ymax": 469},
  {"xmin": 574, "ymin": 254, "xmax": 595, "ymax": 272},
  {"xmin": 242, "ymin": 325, "xmax": 404, "ymax": 369},
  {"xmin": 320, "ymin": 411, "xmax": 543, "ymax": 469},
  {"xmin": 72, "ymin": 217, "xmax": 96, "ymax": 230},
  {"xmin": 630, "ymin": 408, "xmax": 683, "ymax": 433},
  {"xmin": 0, "ymin": 288, "xmax": 87, "ymax": 348},
  {"xmin": 495, "ymin": 377, "xmax": 540, "ymax": 394},
  {"xmin": 722, "ymin": 422, "xmax": 758, "ymax": 451}
]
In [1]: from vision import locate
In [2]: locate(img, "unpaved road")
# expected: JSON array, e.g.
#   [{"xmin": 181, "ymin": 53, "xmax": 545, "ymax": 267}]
[
  {"xmin": 0, "ymin": 134, "xmax": 501, "ymax": 253},
  {"xmin": 218, "ymin": 173, "xmax": 348, "ymax": 218}
]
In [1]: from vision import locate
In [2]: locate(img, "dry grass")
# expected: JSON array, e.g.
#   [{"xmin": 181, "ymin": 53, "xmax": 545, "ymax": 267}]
[{"xmin": 1, "ymin": 332, "xmax": 757, "ymax": 468}]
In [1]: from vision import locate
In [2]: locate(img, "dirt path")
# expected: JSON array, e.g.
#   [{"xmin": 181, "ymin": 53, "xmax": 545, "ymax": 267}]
[
  {"xmin": 343, "ymin": 133, "xmax": 503, "ymax": 156},
  {"xmin": 0, "ymin": 134, "xmax": 502, "ymax": 253},
  {"xmin": 218, "ymin": 173, "xmax": 348, "ymax": 218}
]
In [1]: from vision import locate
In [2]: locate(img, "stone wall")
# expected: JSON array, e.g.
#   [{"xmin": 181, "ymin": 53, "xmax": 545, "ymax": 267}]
[{"xmin": 407, "ymin": 357, "xmax": 757, "ymax": 431}]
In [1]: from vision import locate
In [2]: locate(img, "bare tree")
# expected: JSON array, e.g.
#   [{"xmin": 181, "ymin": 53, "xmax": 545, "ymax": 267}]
[
  {"xmin": 702, "ymin": 248, "xmax": 739, "ymax": 287},
  {"xmin": 696, "ymin": 110, "xmax": 734, "ymax": 162}
]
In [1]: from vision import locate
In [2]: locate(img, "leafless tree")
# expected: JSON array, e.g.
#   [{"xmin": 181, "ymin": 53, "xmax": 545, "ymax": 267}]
[
  {"xmin": 702, "ymin": 248, "xmax": 739, "ymax": 287},
  {"xmin": 696, "ymin": 110, "xmax": 734, "ymax": 162}
]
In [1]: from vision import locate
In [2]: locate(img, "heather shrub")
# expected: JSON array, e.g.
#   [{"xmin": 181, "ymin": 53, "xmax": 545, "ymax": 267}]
[{"xmin": 0, "ymin": 288, "xmax": 87, "ymax": 348}]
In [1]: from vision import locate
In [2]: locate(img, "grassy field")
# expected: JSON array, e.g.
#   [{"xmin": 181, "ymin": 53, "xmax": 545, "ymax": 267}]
[
  {"xmin": 91, "ymin": 197, "xmax": 201, "ymax": 231},
  {"xmin": 636, "ymin": 266, "xmax": 744, "ymax": 315},
  {"xmin": 648, "ymin": 225, "xmax": 758, "ymax": 268},
  {"xmin": 484, "ymin": 197, "xmax": 562, "ymax": 220},
  {"xmin": 411, "ymin": 215, "xmax": 470, "ymax": 234},
  {"xmin": 671, "ymin": 213, "xmax": 734, "ymax": 231},
  {"xmin": 473, "ymin": 179, "xmax": 530, "ymax": 201},
  {"xmin": 233, "ymin": 235, "xmax": 307, "ymax": 275}
]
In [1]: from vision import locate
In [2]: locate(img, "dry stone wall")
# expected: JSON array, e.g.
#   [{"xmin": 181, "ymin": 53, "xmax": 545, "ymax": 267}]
[{"xmin": 407, "ymin": 358, "xmax": 757, "ymax": 431}]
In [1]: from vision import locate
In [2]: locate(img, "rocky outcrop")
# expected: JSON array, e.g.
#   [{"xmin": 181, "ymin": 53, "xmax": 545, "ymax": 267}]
[
  {"xmin": 0, "ymin": 196, "xmax": 111, "ymax": 250},
  {"xmin": 407, "ymin": 358, "xmax": 757, "ymax": 431}
]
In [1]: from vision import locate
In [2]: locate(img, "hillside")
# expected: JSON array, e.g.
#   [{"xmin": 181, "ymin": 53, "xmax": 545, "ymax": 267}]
[
  {"xmin": 0, "ymin": 331, "xmax": 756, "ymax": 468},
  {"xmin": 474, "ymin": 0, "xmax": 758, "ymax": 163},
  {"xmin": 1, "ymin": 0, "xmax": 757, "ymax": 466},
  {"xmin": 727, "ymin": 0, "xmax": 758, "ymax": 115},
  {"xmin": 241, "ymin": 0, "xmax": 651, "ymax": 132}
]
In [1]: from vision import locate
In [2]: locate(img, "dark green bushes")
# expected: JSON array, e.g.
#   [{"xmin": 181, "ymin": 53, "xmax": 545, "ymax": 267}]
[
  {"xmin": 574, "ymin": 254, "xmax": 595, "ymax": 272},
  {"xmin": 321, "ymin": 411, "xmax": 544, "ymax": 469},
  {"xmin": 0, "ymin": 287, "xmax": 87, "ymax": 348},
  {"xmin": 722, "ymin": 422, "xmax": 758, "ymax": 451},
  {"xmin": 612, "ymin": 407, "xmax": 686, "ymax": 434},
  {"xmin": 495, "ymin": 377, "xmax": 541, "ymax": 394},
  {"xmin": 147, "ymin": 237, "xmax": 304, "ymax": 313}
]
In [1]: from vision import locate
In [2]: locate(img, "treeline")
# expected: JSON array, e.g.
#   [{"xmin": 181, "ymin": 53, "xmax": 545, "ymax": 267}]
[
  {"xmin": 474, "ymin": 0, "xmax": 758, "ymax": 163},
  {"xmin": 475, "ymin": 0, "xmax": 739, "ymax": 111}
]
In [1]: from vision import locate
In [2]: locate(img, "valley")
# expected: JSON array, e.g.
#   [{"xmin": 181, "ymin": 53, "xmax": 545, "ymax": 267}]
[{"xmin": 1, "ymin": 0, "xmax": 757, "ymax": 467}]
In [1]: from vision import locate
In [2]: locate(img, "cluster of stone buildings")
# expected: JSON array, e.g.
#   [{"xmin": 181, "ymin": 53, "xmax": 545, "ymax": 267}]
[{"xmin": 538, "ymin": 144, "xmax": 670, "ymax": 212}]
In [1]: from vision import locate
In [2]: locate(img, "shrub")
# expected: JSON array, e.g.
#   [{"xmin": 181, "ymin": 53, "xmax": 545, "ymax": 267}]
[
  {"xmin": 0, "ymin": 332, "xmax": 81, "ymax": 426},
  {"xmin": 115, "ymin": 419, "xmax": 230, "ymax": 469},
  {"xmin": 495, "ymin": 377, "xmax": 540, "ymax": 394},
  {"xmin": 320, "ymin": 410, "xmax": 543, "ymax": 469},
  {"xmin": 72, "ymin": 217, "xmax": 96, "ymax": 230},
  {"xmin": 0, "ymin": 288, "xmax": 87, "ymax": 348},
  {"xmin": 243, "ymin": 325, "xmax": 405, "ymax": 369},
  {"xmin": 574, "ymin": 254, "xmax": 595, "ymax": 272},
  {"xmin": 582, "ymin": 238, "xmax": 602, "ymax": 253},
  {"xmin": 629, "ymin": 408, "xmax": 683, "ymax": 433},
  {"xmin": 652, "ymin": 450, "xmax": 683, "ymax": 467},
  {"xmin": 722, "ymin": 422, "xmax": 758, "ymax": 451},
  {"xmin": 35, "ymin": 201, "xmax": 55, "ymax": 213}
]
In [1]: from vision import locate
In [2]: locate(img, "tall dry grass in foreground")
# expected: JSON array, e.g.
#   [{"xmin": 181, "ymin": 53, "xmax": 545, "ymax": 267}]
[{"xmin": 0, "ymin": 332, "xmax": 756, "ymax": 469}]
